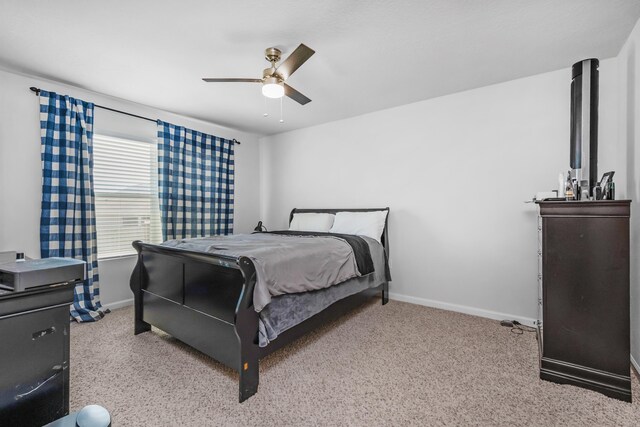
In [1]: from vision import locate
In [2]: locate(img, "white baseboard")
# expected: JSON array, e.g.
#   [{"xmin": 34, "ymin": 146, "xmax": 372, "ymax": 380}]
[
  {"xmin": 388, "ymin": 292, "xmax": 537, "ymax": 327},
  {"xmin": 102, "ymin": 298, "xmax": 133, "ymax": 311},
  {"xmin": 632, "ymin": 354, "xmax": 640, "ymax": 375}
]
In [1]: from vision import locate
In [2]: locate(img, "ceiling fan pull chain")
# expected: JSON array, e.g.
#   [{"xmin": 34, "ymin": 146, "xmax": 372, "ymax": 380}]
[
  {"xmin": 263, "ymin": 96, "xmax": 268, "ymax": 117},
  {"xmin": 280, "ymin": 97, "xmax": 284, "ymax": 123}
]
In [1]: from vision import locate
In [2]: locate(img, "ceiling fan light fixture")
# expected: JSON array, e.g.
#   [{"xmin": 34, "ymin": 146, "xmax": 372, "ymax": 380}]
[
  {"xmin": 202, "ymin": 43, "xmax": 314, "ymax": 106},
  {"xmin": 262, "ymin": 77, "xmax": 284, "ymax": 99}
]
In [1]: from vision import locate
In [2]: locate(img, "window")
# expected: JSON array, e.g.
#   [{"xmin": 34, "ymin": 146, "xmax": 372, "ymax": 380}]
[{"xmin": 93, "ymin": 135, "xmax": 162, "ymax": 258}]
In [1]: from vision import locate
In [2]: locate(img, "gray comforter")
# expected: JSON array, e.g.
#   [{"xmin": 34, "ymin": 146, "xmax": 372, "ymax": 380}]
[
  {"xmin": 258, "ymin": 235, "xmax": 387, "ymax": 347},
  {"xmin": 162, "ymin": 233, "xmax": 362, "ymax": 312}
]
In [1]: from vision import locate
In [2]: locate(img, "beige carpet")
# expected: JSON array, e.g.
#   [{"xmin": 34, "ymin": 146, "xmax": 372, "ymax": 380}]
[{"xmin": 70, "ymin": 300, "xmax": 640, "ymax": 426}]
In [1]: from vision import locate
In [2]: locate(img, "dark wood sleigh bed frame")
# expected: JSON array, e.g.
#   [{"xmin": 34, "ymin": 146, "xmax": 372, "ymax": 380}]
[{"xmin": 129, "ymin": 208, "xmax": 390, "ymax": 402}]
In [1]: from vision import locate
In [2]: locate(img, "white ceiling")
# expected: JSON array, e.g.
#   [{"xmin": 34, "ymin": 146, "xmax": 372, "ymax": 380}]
[{"xmin": 1, "ymin": 1, "xmax": 639, "ymax": 136}]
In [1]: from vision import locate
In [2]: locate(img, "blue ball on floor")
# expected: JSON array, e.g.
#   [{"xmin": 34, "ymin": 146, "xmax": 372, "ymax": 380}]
[{"xmin": 44, "ymin": 405, "xmax": 111, "ymax": 427}]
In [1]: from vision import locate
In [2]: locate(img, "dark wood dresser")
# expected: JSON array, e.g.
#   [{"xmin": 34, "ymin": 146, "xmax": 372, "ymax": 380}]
[{"xmin": 538, "ymin": 200, "xmax": 631, "ymax": 402}]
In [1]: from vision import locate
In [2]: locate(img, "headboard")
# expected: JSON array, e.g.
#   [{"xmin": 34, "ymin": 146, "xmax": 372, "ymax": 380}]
[{"xmin": 288, "ymin": 207, "xmax": 390, "ymax": 256}]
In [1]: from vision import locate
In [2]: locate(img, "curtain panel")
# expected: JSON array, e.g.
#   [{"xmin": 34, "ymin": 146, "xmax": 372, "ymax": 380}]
[
  {"xmin": 157, "ymin": 120, "xmax": 235, "ymax": 240},
  {"xmin": 39, "ymin": 90, "xmax": 105, "ymax": 322}
]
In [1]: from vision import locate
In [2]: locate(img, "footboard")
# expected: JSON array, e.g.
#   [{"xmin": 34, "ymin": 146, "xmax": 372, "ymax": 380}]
[{"xmin": 129, "ymin": 241, "xmax": 260, "ymax": 402}]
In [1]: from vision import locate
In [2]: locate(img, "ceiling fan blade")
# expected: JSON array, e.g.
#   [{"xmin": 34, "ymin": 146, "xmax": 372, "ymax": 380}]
[
  {"xmin": 202, "ymin": 78, "xmax": 262, "ymax": 83},
  {"xmin": 276, "ymin": 44, "xmax": 315, "ymax": 80},
  {"xmin": 284, "ymin": 83, "xmax": 311, "ymax": 105}
]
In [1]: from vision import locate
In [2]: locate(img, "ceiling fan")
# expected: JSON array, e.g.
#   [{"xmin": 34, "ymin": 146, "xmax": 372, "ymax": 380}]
[{"xmin": 203, "ymin": 43, "xmax": 315, "ymax": 105}]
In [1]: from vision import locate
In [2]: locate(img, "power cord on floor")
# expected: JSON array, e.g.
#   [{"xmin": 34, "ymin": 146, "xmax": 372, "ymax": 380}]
[{"xmin": 500, "ymin": 319, "xmax": 536, "ymax": 335}]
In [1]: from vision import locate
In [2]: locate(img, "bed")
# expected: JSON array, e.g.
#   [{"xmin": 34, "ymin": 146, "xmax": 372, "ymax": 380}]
[{"xmin": 129, "ymin": 208, "xmax": 390, "ymax": 402}]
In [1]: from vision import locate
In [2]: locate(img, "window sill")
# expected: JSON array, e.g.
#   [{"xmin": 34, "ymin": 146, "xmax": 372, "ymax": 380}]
[{"xmin": 97, "ymin": 254, "xmax": 137, "ymax": 262}]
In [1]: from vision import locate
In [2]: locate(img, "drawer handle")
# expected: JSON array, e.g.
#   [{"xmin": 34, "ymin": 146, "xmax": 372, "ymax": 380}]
[{"xmin": 32, "ymin": 326, "xmax": 56, "ymax": 340}]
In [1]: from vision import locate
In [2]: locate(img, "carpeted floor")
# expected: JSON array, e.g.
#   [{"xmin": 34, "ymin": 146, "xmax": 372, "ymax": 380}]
[{"xmin": 70, "ymin": 300, "xmax": 640, "ymax": 426}]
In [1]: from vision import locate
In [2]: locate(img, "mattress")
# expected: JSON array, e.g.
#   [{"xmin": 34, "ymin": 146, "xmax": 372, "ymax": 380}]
[{"xmin": 162, "ymin": 232, "xmax": 373, "ymax": 312}]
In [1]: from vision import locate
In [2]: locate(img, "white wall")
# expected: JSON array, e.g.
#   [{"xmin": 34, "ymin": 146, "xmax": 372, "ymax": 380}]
[
  {"xmin": 0, "ymin": 68, "xmax": 261, "ymax": 307},
  {"xmin": 259, "ymin": 59, "xmax": 620, "ymax": 324},
  {"xmin": 617, "ymin": 19, "xmax": 640, "ymax": 369},
  {"xmin": 0, "ymin": 47, "xmax": 629, "ymax": 335}
]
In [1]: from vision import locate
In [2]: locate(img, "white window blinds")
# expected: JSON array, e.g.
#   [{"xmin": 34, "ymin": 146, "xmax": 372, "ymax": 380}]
[{"xmin": 93, "ymin": 134, "xmax": 162, "ymax": 258}]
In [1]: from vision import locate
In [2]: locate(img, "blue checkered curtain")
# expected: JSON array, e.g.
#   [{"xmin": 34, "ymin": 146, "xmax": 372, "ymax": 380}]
[
  {"xmin": 39, "ymin": 90, "xmax": 105, "ymax": 322},
  {"xmin": 157, "ymin": 120, "xmax": 234, "ymax": 240}
]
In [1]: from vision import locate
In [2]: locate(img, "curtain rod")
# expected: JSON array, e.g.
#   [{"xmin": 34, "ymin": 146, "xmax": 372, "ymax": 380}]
[{"xmin": 29, "ymin": 86, "xmax": 240, "ymax": 145}]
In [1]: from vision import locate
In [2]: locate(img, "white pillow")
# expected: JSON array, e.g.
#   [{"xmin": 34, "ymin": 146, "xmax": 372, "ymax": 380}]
[
  {"xmin": 329, "ymin": 211, "xmax": 388, "ymax": 242},
  {"xmin": 289, "ymin": 213, "xmax": 335, "ymax": 232}
]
